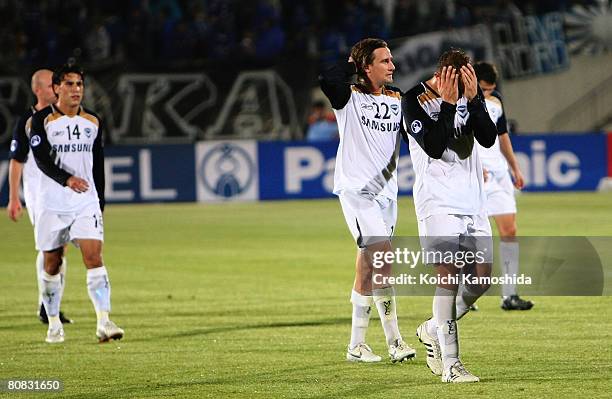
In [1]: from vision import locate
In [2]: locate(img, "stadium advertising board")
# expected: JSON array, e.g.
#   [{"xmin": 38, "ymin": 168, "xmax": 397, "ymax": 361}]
[
  {"xmin": 0, "ymin": 134, "xmax": 608, "ymax": 206},
  {"xmin": 259, "ymin": 134, "xmax": 607, "ymax": 199}
]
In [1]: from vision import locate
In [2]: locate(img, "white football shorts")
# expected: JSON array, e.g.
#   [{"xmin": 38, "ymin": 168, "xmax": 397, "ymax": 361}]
[
  {"xmin": 35, "ymin": 202, "xmax": 104, "ymax": 251},
  {"xmin": 338, "ymin": 190, "xmax": 397, "ymax": 248},
  {"xmin": 417, "ymin": 212, "xmax": 493, "ymax": 264},
  {"xmin": 23, "ymin": 183, "xmax": 37, "ymax": 226},
  {"xmin": 484, "ymin": 169, "xmax": 517, "ymax": 216}
]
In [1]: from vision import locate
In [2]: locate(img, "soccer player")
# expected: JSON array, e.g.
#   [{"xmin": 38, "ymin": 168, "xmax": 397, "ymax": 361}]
[
  {"xmin": 7, "ymin": 69, "xmax": 72, "ymax": 325},
  {"xmin": 473, "ymin": 61, "xmax": 534, "ymax": 311},
  {"xmin": 402, "ymin": 49, "xmax": 498, "ymax": 382},
  {"xmin": 320, "ymin": 38, "xmax": 416, "ymax": 363},
  {"xmin": 29, "ymin": 63, "xmax": 123, "ymax": 343}
]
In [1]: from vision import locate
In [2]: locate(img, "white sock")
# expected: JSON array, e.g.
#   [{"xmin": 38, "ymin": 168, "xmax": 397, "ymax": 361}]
[
  {"xmin": 349, "ymin": 290, "xmax": 373, "ymax": 348},
  {"xmin": 500, "ymin": 241, "xmax": 519, "ymax": 298},
  {"xmin": 433, "ymin": 287, "xmax": 459, "ymax": 370},
  {"xmin": 373, "ymin": 287, "xmax": 401, "ymax": 346},
  {"xmin": 59, "ymin": 256, "xmax": 67, "ymax": 299},
  {"xmin": 41, "ymin": 271, "xmax": 62, "ymax": 319},
  {"xmin": 432, "ymin": 286, "xmax": 456, "ymax": 327},
  {"xmin": 48, "ymin": 315, "xmax": 62, "ymax": 330},
  {"xmin": 455, "ymin": 283, "xmax": 480, "ymax": 320},
  {"xmin": 437, "ymin": 319, "xmax": 459, "ymax": 371},
  {"xmin": 86, "ymin": 266, "xmax": 111, "ymax": 325},
  {"xmin": 36, "ymin": 251, "xmax": 45, "ymax": 307}
]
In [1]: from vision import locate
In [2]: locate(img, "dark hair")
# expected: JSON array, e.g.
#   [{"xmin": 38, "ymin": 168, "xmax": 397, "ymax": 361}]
[
  {"xmin": 52, "ymin": 62, "xmax": 85, "ymax": 86},
  {"xmin": 437, "ymin": 48, "xmax": 471, "ymax": 94},
  {"xmin": 350, "ymin": 38, "xmax": 388, "ymax": 85},
  {"xmin": 473, "ymin": 61, "xmax": 498, "ymax": 84},
  {"xmin": 437, "ymin": 48, "xmax": 471, "ymax": 72}
]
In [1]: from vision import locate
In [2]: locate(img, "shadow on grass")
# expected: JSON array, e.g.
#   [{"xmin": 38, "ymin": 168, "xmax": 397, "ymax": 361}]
[{"xmin": 130, "ymin": 317, "xmax": 351, "ymax": 342}]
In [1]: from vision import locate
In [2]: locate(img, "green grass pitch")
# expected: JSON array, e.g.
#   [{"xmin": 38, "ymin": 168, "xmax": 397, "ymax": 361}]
[{"xmin": 1, "ymin": 192, "xmax": 611, "ymax": 398}]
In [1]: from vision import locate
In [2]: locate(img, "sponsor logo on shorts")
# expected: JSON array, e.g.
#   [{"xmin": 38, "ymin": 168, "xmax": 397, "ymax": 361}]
[{"xmin": 10, "ymin": 140, "xmax": 18, "ymax": 152}]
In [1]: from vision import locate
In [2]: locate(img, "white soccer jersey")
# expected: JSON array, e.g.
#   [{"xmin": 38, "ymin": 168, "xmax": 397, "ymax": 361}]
[
  {"xmin": 29, "ymin": 105, "xmax": 104, "ymax": 213},
  {"xmin": 402, "ymin": 82, "xmax": 498, "ymax": 221},
  {"xmin": 22, "ymin": 148, "xmax": 41, "ymax": 213},
  {"xmin": 477, "ymin": 94, "xmax": 508, "ymax": 173},
  {"xmin": 332, "ymin": 86, "xmax": 402, "ymax": 200}
]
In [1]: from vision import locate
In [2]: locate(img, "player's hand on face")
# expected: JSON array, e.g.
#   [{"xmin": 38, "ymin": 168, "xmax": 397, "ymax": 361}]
[
  {"xmin": 439, "ymin": 66, "xmax": 458, "ymax": 105},
  {"xmin": 511, "ymin": 167, "xmax": 525, "ymax": 189},
  {"xmin": 460, "ymin": 64, "xmax": 478, "ymax": 101},
  {"xmin": 483, "ymin": 168, "xmax": 489, "ymax": 183},
  {"xmin": 66, "ymin": 176, "xmax": 89, "ymax": 193},
  {"xmin": 6, "ymin": 199, "xmax": 23, "ymax": 222}
]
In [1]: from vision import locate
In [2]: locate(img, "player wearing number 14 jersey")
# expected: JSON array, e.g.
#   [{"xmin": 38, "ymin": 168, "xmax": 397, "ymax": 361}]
[{"xmin": 29, "ymin": 62, "xmax": 123, "ymax": 344}]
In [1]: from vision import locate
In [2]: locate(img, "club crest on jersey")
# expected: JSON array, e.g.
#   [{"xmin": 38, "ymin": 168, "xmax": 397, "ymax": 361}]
[
  {"xmin": 84, "ymin": 128, "xmax": 92, "ymax": 138},
  {"xmin": 361, "ymin": 103, "xmax": 374, "ymax": 111},
  {"xmin": 30, "ymin": 135, "xmax": 41, "ymax": 147},
  {"xmin": 411, "ymin": 120, "xmax": 423, "ymax": 134},
  {"xmin": 390, "ymin": 104, "xmax": 399, "ymax": 115},
  {"xmin": 10, "ymin": 140, "xmax": 18, "ymax": 152},
  {"xmin": 457, "ymin": 104, "xmax": 468, "ymax": 119}
]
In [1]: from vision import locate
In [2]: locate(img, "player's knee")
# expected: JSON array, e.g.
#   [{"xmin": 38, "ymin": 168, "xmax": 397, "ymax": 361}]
[
  {"xmin": 44, "ymin": 249, "xmax": 63, "ymax": 274},
  {"xmin": 499, "ymin": 223, "xmax": 517, "ymax": 238},
  {"xmin": 82, "ymin": 252, "xmax": 103, "ymax": 267}
]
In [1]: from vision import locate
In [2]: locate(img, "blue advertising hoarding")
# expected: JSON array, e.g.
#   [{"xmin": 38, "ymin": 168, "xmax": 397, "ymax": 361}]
[
  {"xmin": 257, "ymin": 134, "xmax": 608, "ymax": 199},
  {"xmin": 0, "ymin": 134, "xmax": 608, "ymax": 206}
]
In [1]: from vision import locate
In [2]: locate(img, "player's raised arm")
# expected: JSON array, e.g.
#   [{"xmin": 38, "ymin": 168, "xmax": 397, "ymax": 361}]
[
  {"xmin": 319, "ymin": 60, "xmax": 356, "ymax": 110},
  {"xmin": 462, "ymin": 70, "xmax": 497, "ymax": 148},
  {"xmin": 29, "ymin": 108, "xmax": 73, "ymax": 186},
  {"xmin": 401, "ymin": 78, "xmax": 457, "ymax": 159},
  {"xmin": 92, "ymin": 119, "xmax": 106, "ymax": 212}
]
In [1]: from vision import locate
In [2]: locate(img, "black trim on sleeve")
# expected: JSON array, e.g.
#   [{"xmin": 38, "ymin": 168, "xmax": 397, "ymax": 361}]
[
  {"xmin": 401, "ymin": 84, "xmax": 456, "ymax": 159},
  {"xmin": 8, "ymin": 108, "xmax": 35, "ymax": 163},
  {"xmin": 88, "ymin": 109, "xmax": 106, "ymax": 212},
  {"xmin": 29, "ymin": 106, "xmax": 72, "ymax": 186},
  {"xmin": 319, "ymin": 61, "xmax": 357, "ymax": 110},
  {"xmin": 467, "ymin": 87, "xmax": 497, "ymax": 148}
]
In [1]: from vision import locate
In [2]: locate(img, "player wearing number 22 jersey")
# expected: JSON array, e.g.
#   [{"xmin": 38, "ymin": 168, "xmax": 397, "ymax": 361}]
[{"xmin": 321, "ymin": 38, "xmax": 416, "ymax": 364}]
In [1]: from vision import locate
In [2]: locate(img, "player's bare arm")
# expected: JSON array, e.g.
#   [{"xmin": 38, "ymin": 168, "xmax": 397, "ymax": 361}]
[
  {"xmin": 498, "ymin": 133, "xmax": 525, "ymax": 189},
  {"xmin": 7, "ymin": 160, "xmax": 24, "ymax": 221}
]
